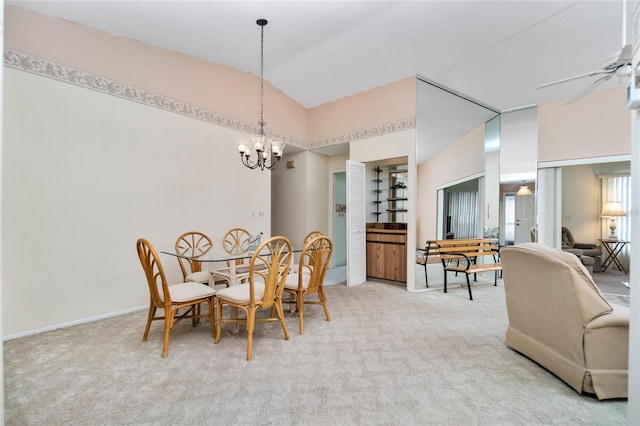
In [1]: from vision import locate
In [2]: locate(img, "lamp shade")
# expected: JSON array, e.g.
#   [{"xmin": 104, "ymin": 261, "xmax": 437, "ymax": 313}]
[
  {"xmin": 516, "ymin": 185, "xmax": 532, "ymax": 196},
  {"xmin": 602, "ymin": 201, "xmax": 625, "ymax": 217}
]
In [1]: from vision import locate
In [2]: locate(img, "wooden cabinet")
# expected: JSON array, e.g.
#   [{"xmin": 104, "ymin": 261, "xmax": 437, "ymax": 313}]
[{"xmin": 366, "ymin": 226, "xmax": 407, "ymax": 282}]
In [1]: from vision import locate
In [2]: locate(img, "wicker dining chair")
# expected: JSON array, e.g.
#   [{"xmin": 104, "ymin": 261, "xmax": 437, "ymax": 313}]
[
  {"xmin": 214, "ymin": 236, "xmax": 293, "ymax": 361},
  {"xmin": 136, "ymin": 238, "xmax": 216, "ymax": 358},
  {"xmin": 174, "ymin": 231, "xmax": 213, "ymax": 285},
  {"xmin": 292, "ymin": 230, "xmax": 326, "ymax": 266},
  {"xmin": 211, "ymin": 227, "xmax": 261, "ymax": 287},
  {"xmin": 303, "ymin": 230, "xmax": 326, "ymax": 243},
  {"xmin": 284, "ymin": 235, "xmax": 333, "ymax": 334}
]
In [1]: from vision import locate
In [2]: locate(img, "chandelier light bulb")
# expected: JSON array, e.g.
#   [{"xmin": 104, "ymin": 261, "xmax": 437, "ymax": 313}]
[
  {"xmin": 237, "ymin": 139, "xmax": 248, "ymax": 154},
  {"xmin": 252, "ymin": 136, "xmax": 264, "ymax": 153}
]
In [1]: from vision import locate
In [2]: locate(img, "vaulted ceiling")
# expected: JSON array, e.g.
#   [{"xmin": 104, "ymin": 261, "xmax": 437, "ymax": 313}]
[
  {"xmin": 8, "ymin": 1, "xmax": 639, "ymax": 161},
  {"xmin": 9, "ymin": 1, "xmax": 638, "ymax": 111}
]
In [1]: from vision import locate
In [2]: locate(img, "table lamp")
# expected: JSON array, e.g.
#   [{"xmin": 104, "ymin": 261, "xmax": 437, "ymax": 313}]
[{"xmin": 602, "ymin": 201, "xmax": 626, "ymax": 240}]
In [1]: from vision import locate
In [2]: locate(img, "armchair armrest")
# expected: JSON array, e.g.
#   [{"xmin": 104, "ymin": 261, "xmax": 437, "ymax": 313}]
[
  {"xmin": 584, "ymin": 304, "xmax": 629, "ymax": 371},
  {"xmin": 563, "ymin": 248, "xmax": 584, "ymax": 257},
  {"xmin": 586, "ymin": 304, "xmax": 629, "ymax": 330},
  {"xmin": 574, "ymin": 242, "xmax": 597, "ymax": 250}
]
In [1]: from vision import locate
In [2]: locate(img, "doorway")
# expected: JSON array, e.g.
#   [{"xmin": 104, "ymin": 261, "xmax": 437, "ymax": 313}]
[
  {"xmin": 332, "ymin": 171, "xmax": 347, "ymax": 267},
  {"xmin": 503, "ymin": 191, "xmax": 535, "ymax": 245}
]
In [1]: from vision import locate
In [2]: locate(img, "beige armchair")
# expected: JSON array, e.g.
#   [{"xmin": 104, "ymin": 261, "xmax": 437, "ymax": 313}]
[{"xmin": 501, "ymin": 243, "xmax": 628, "ymax": 400}]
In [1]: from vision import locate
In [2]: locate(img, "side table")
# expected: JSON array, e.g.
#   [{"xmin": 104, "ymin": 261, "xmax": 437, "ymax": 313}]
[{"xmin": 598, "ymin": 239, "xmax": 630, "ymax": 274}]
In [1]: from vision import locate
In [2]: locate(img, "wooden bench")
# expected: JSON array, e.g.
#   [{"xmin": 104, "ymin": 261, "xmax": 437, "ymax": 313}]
[{"xmin": 434, "ymin": 238, "xmax": 501, "ymax": 300}]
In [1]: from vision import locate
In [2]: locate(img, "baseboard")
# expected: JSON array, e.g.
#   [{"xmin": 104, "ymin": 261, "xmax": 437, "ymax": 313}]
[{"xmin": 3, "ymin": 305, "xmax": 147, "ymax": 341}]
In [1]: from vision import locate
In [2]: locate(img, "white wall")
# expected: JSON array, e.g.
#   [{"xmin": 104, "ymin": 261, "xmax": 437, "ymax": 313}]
[
  {"xmin": 272, "ymin": 150, "xmax": 329, "ymax": 244},
  {"xmin": 629, "ymin": 105, "xmax": 640, "ymax": 425},
  {"xmin": 272, "ymin": 151, "xmax": 308, "ymax": 242},
  {"xmin": 305, "ymin": 151, "xmax": 330, "ymax": 236},
  {"xmin": 0, "ymin": 4, "xmax": 5, "ymax": 421},
  {"xmin": 2, "ymin": 69, "xmax": 270, "ymax": 338}
]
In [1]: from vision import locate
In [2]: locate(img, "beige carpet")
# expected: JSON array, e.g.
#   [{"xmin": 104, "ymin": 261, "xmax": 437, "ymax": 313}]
[
  {"xmin": 592, "ymin": 269, "xmax": 631, "ymax": 296},
  {"xmin": 4, "ymin": 276, "xmax": 627, "ymax": 425}
]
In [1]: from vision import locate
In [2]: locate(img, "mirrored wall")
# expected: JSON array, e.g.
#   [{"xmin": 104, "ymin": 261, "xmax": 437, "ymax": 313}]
[
  {"xmin": 498, "ymin": 107, "xmax": 538, "ymax": 246},
  {"xmin": 416, "ymin": 78, "xmax": 499, "ymax": 243}
]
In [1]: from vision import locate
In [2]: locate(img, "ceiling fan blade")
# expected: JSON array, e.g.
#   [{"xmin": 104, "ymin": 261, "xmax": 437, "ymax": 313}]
[
  {"xmin": 618, "ymin": 44, "xmax": 633, "ymax": 62},
  {"xmin": 603, "ymin": 44, "xmax": 633, "ymax": 70},
  {"xmin": 564, "ymin": 74, "xmax": 612, "ymax": 105},
  {"xmin": 537, "ymin": 69, "xmax": 611, "ymax": 89}
]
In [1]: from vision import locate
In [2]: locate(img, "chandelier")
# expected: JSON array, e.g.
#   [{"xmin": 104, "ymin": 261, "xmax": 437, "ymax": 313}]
[
  {"xmin": 237, "ymin": 19, "xmax": 285, "ymax": 171},
  {"xmin": 516, "ymin": 182, "xmax": 532, "ymax": 196}
]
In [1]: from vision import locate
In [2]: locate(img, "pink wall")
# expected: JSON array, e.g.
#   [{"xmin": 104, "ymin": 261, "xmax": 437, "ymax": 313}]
[
  {"xmin": 538, "ymin": 87, "xmax": 630, "ymax": 162},
  {"xmin": 4, "ymin": 5, "xmax": 308, "ymax": 141},
  {"xmin": 307, "ymin": 77, "xmax": 417, "ymax": 140},
  {"xmin": 5, "ymin": 5, "xmax": 420, "ymax": 145}
]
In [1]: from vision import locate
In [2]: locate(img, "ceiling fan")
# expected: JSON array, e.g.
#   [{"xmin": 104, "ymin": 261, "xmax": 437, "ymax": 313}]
[{"xmin": 537, "ymin": 1, "xmax": 633, "ymax": 104}]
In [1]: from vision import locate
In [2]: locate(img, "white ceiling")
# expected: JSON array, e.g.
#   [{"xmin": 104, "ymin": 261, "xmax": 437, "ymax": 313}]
[{"xmin": 8, "ymin": 0, "xmax": 639, "ymax": 157}]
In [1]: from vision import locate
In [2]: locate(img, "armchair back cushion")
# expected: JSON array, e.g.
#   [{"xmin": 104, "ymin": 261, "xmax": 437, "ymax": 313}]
[{"xmin": 561, "ymin": 227, "xmax": 597, "ymax": 250}]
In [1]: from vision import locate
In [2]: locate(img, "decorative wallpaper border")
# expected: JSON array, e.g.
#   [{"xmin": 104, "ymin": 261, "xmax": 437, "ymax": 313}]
[
  {"xmin": 307, "ymin": 117, "xmax": 416, "ymax": 149},
  {"xmin": 4, "ymin": 48, "xmax": 415, "ymax": 151}
]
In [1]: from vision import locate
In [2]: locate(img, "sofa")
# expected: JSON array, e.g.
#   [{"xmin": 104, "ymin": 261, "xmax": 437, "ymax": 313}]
[{"xmin": 501, "ymin": 243, "xmax": 629, "ymax": 400}]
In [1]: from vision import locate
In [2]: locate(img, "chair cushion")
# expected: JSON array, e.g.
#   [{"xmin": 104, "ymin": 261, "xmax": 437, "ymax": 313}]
[
  {"xmin": 185, "ymin": 271, "xmax": 210, "ymax": 284},
  {"xmin": 579, "ymin": 255, "xmax": 595, "ymax": 266},
  {"xmin": 158, "ymin": 282, "xmax": 216, "ymax": 303},
  {"xmin": 285, "ymin": 273, "xmax": 310, "ymax": 290},
  {"xmin": 580, "ymin": 248, "xmax": 602, "ymax": 258},
  {"xmin": 216, "ymin": 282, "xmax": 265, "ymax": 303}
]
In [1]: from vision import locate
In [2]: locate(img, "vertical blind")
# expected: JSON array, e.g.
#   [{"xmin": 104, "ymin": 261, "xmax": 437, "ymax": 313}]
[
  {"xmin": 600, "ymin": 175, "xmax": 631, "ymax": 269},
  {"xmin": 448, "ymin": 191, "xmax": 478, "ymax": 239}
]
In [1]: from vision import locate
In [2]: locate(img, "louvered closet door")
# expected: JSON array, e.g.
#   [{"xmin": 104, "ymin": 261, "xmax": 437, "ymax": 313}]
[{"xmin": 347, "ymin": 160, "xmax": 366, "ymax": 286}]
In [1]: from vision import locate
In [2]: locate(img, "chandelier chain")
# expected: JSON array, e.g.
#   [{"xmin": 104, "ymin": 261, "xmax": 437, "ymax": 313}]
[
  {"xmin": 235, "ymin": 18, "xmax": 284, "ymax": 171},
  {"xmin": 259, "ymin": 22, "xmax": 265, "ymax": 132}
]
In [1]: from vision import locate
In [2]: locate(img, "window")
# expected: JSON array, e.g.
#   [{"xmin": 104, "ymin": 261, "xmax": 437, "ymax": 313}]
[
  {"xmin": 447, "ymin": 191, "xmax": 478, "ymax": 239},
  {"xmin": 600, "ymin": 175, "xmax": 631, "ymax": 267}
]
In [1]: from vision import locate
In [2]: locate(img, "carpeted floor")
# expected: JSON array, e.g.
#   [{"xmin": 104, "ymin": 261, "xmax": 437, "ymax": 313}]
[
  {"xmin": 417, "ymin": 260, "xmax": 631, "ymax": 297},
  {"xmin": 592, "ymin": 269, "xmax": 630, "ymax": 296},
  {"xmin": 4, "ymin": 273, "xmax": 627, "ymax": 425}
]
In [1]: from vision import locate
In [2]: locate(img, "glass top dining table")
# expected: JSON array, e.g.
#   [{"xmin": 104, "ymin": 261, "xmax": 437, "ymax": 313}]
[
  {"xmin": 162, "ymin": 238, "xmax": 304, "ymax": 334},
  {"xmin": 161, "ymin": 240, "xmax": 305, "ymax": 265}
]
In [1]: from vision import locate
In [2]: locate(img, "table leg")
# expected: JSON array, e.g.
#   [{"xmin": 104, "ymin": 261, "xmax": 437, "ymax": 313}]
[
  {"xmin": 601, "ymin": 242, "xmax": 628, "ymax": 274},
  {"xmin": 610, "ymin": 243, "xmax": 628, "ymax": 274},
  {"xmin": 208, "ymin": 263, "xmax": 240, "ymax": 334},
  {"xmin": 229, "ymin": 263, "xmax": 240, "ymax": 334},
  {"xmin": 601, "ymin": 244, "xmax": 615, "ymax": 272}
]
